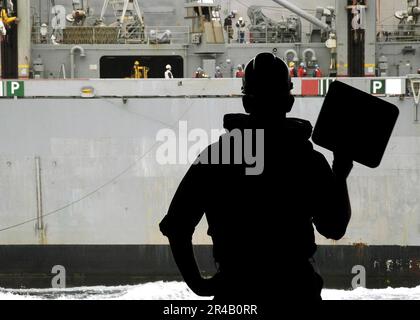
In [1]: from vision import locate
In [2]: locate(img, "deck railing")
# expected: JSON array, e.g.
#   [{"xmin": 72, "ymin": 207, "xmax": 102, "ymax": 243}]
[
  {"xmin": 32, "ymin": 25, "xmax": 190, "ymax": 45},
  {"xmin": 377, "ymin": 24, "xmax": 420, "ymax": 42}
]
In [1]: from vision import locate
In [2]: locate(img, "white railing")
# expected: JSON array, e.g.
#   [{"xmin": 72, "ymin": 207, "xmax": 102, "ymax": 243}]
[
  {"xmin": 1, "ymin": 78, "xmax": 408, "ymax": 98},
  {"xmin": 377, "ymin": 24, "xmax": 420, "ymax": 42},
  {"xmin": 224, "ymin": 25, "xmax": 308, "ymax": 44}
]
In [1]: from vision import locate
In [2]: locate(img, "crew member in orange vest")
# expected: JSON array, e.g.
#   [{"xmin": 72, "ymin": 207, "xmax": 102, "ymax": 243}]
[
  {"xmin": 297, "ymin": 62, "xmax": 307, "ymax": 77},
  {"xmin": 235, "ymin": 65, "xmax": 245, "ymax": 78},
  {"xmin": 289, "ymin": 62, "xmax": 297, "ymax": 77},
  {"xmin": 313, "ymin": 64, "xmax": 322, "ymax": 77}
]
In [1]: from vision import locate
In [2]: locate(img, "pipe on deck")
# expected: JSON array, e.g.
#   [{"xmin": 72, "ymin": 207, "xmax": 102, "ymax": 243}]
[
  {"xmin": 272, "ymin": 0, "xmax": 332, "ymax": 32},
  {"xmin": 18, "ymin": 0, "xmax": 31, "ymax": 79},
  {"xmin": 70, "ymin": 46, "xmax": 86, "ymax": 79}
]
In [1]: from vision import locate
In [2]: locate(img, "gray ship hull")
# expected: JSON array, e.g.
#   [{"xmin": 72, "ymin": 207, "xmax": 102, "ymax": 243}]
[
  {"xmin": 0, "ymin": 79, "xmax": 419, "ymax": 288},
  {"xmin": 0, "ymin": 245, "xmax": 419, "ymax": 289},
  {"xmin": 0, "ymin": 245, "xmax": 214, "ymax": 288}
]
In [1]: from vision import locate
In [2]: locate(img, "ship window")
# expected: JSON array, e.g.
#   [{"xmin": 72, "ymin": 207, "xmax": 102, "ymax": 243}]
[{"xmin": 99, "ymin": 55, "xmax": 184, "ymax": 79}]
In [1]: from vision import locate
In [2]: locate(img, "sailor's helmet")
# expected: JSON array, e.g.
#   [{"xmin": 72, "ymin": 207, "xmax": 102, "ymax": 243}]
[{"xmin": 242, "ymin": 52, "xmax": 292, "ymax": 96}]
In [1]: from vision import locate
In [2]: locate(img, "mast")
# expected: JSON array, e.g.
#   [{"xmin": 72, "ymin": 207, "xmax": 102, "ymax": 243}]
[{"xmin": 18, "ymin": 0, "xmax": 31, "ymax": 79}]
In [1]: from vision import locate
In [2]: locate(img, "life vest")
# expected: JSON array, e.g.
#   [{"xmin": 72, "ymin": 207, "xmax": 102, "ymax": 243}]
[
  {"xmin": 235, "ymin": 70, "xmax": 245, "ymax": 78},
  {"xmin": 165, "ymin": 70, "xmax": 173, "ymax": 79},
  {"xmin": 298, "ymin": 67, "xmax": 307, "ymax": 77},
  {"xmin": 236, "ymin": 21, "xmax": 246, "ymax": 32}
]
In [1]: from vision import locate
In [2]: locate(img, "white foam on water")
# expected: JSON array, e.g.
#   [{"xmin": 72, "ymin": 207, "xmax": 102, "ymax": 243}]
[
  {"xmin": 0, "ymin": 281, "xmax": 210, "ymax": 300},
  {"xmin": 322, "ymin": 286, "xmax": 420, "ymax": 300},
  {"xmin": 1, "ymin": 282, "xmax": 419, "ymax": 300}
]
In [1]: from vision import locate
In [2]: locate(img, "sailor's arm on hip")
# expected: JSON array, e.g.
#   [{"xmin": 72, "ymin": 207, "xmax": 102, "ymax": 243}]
[{"xmin": 159, "ymin": 162, "xmax": 207, "ymax": 238}]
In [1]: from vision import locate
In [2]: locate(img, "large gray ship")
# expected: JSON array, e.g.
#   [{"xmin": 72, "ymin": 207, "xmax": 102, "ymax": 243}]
[{"xmin": 1, "ymin": 0, "xmax": 420, "ymax": 290}]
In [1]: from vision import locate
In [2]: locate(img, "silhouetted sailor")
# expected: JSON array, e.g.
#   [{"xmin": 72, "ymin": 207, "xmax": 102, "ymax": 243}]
[{"xmin": 160, "ymin": 52, "xmax": 353, "ymax": 301}]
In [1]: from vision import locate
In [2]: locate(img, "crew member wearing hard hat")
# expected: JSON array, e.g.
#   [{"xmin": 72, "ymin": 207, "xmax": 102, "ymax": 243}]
[
  {"xmin": 194, "ymin": 67, "xmax": 206, "ymax": 78},
  {"xmin": 160, "ymin": 52, "xmax": 353, "ymax": 301},
  {"xmin": 223, "ymin": 14, "xmax": 233, "ymax": 43},
  {"xmin": 165, "ymin": 64, "xmax": 173, "ymax": 79},
  {"xmin": 214, "ymin": 66, "xmax": 223, "ymax": 78},
  {"xmin": 0, "ymin": 4, "xmax": 19, "ymax": 36},
  {"xmin": 235, "ymin": 64, "xmax": 244, "ymax": 78},
  {"xmin": 133, "ymin": 61, "xmax": 141, "ymax": 79},
  {"xmin": 289, "ymin": 61, "xmax": 297, "ymax": 77},
  {"xmin": 298, "ymin": 62, "xmax": 307, "ymax": 77},
  {"xmin": 235, "ymin": 17, "xmax": 246, "ymax": 43},
  {"xmin": 132, "ymin": 60, "xmax": 149, "ymax": 79},
  {"xmin": 313, "ymin": 64, "xmax": 322, "ymax": 77}
]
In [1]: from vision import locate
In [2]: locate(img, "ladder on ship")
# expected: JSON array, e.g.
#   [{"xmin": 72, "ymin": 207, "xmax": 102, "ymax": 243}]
[
  {"xmin": 100, "ymin": 0, "xmax": 143, "ymax": 24},
  {"xmin": 100, "ymin": 0, "xmax": 145, "ymax": 42}
]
